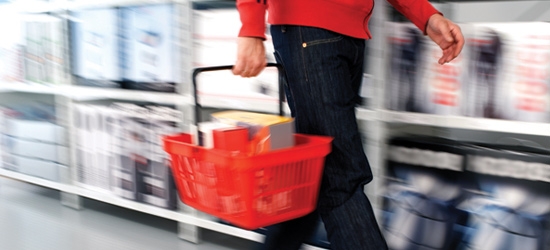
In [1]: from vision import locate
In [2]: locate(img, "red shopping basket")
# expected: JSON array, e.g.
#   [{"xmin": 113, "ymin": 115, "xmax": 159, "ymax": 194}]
[{"xmin": 163, "ymin": 133, "xmax": 332, "ymax": 230}]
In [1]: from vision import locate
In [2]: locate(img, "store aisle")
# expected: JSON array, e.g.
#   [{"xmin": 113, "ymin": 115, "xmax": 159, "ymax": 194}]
[{"xmin": 0, "ymin": 177, "xmax": 262, "ymax": 250}]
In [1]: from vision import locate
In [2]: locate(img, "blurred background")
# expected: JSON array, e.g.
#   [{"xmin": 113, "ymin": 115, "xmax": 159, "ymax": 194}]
[{"xmin": 1, "ymin": 0, "xmax": 550, "ymax": 249}]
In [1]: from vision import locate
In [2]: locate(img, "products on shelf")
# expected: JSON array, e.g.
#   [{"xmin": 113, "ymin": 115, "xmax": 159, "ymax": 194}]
[
  {"xmin": 465, "ymin": 22, "xmax": 550, "ymax": 123},
  {"xmin": 120, "ymin": 4, "xmax": 177, "ymax": 92},
  {"xmin": 71, "ymin": 8, "xmax": 121, "ymax": 88},
  {"xmin": 23, "ymin": 14, "xmax": 65, "ymax": 85},
  {"xmin": 386, "ymin": 22, "xmax": 471, "ymax": 115},
  {"xmin": 71, "ymin": 4, "xmax": 178, "ymax": 92},
  {"xmin": 74, "ymin": 102, "xmax": 181, "ymax": 209},
  {"xmin": 382, "ymin": 136, "xmax": 550, "ymax": 250},
  {"xmin": 386, "ymin": 21, "xmax": 550, "ymax": 123},
  {"xmin": 0, "ymin": 103, "xmax": 68, "ymax": 182}
]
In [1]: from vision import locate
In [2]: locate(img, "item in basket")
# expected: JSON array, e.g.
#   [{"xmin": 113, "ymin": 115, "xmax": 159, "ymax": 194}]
[
  {"xmin": 212, "ymin": 127, "xmax": 249, "ymax": 153},
  {"xmin": 197, "ymin": 121, "xmax": 236, "ymax": 148},
  {"xmin": 211, "ymin": 111, "xmax": 294, "ymax": 154}
]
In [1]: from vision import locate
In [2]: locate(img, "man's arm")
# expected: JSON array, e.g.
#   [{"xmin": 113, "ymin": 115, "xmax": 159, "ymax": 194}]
[
  {"xmin": 233, "ymin": 0, "xmax": 268, "ymax": 77},
  {"xmin": 388, "ymin": 0, "xmax": 464, "ymax": 64}
]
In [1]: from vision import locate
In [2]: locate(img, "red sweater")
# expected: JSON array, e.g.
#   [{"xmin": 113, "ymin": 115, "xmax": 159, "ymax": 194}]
[{"xmin": 237, "ymin": 0, "xmax": 440, "ymax": 39}]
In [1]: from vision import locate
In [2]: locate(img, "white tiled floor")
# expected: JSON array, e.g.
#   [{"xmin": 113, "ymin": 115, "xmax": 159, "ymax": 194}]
[{"xmin": 0, "ymin": 177, "xmax": 262, "ymax": 250}]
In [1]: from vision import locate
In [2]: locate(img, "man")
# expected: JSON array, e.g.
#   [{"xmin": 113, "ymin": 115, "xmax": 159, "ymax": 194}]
[{"xmin": 232, "ymin": 1, "xmax": 464, "ymax": 249}]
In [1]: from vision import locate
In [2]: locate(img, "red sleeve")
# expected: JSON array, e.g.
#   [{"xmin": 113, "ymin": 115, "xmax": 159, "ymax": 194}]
[
  {"xmin": 387, "ymin": 0, "xmax": 441, "ymax": 34},
  {"xmin": 237, "ymin": 0, "xmax": 268, "ymax": 39}
]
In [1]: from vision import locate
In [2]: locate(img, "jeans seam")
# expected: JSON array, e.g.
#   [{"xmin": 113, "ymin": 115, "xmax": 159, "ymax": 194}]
[
  {"xmin": 304, "ymin": 36, "xmax": 343, "ymax": 47},
  {"xmin": 298, "ymin": 27, "xmax": 309, "ymax": 82}
]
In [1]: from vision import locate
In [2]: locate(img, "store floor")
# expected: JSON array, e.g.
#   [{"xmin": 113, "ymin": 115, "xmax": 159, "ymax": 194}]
[{"xmin": 0, "ymin": 177, "xmax": 262, "ymax": 250}]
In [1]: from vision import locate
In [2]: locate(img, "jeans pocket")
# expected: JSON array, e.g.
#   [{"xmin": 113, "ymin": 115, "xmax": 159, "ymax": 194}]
[{"xmin": 299, "ymin": 27, "xmax": 344, "ymax": 48}]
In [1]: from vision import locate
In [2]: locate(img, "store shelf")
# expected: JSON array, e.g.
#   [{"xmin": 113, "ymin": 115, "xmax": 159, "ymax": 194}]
[
  {"xmin": 0, "ymin": 82, "xmax": 62, "ymax": 95},
  {"xmin": 66, "ymin": 0, "xmax": 175, "ymax": 10},
  {"xmin": 355, "ymin": 108, "xmax": 379, "ymax": 121},
  {"xmin": 0, "ymin": 82, "xmax": 192, "ymax": 105},
  {"xmin": 67, "ymin": 86, "xmax": 193, "ymax": 105},
  {"xmin": 0, "ymin": 0, "xmax": 66, "ymax": 13},
  {"xmin": 381, "ymin": 110, "xmax": 550, "ymax": 136}
]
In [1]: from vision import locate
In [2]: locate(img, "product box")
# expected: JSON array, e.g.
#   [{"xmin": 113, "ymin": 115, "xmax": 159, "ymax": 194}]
[
  {"xmin": 212, "ymin": 126, "xmax": 249, "ymax": 152},
  {"xmin": 2, "ymin": 153, "xmax": 66, "ymax": 181},
  {"xmin": 386, "ymin": 21, "xmax": 471, "ymax": 115},
  {"xmin": 385, "ymin": 22, "xmax": 426, "ymax": 112},
  {"xmin": 74, "ymin": 104, "xmax": 90, "ymax": 185},
  {"xmin": 465, "ymin": 22, "xmax": 550, "ymax": 122},
  {"xmin": 211, "ymin": 111, "xmax": 294, "ymax": 155},
  {"xmin": 73, "ymin": 104, "xmax": 111, "ymax": 191},
  {"xmin": 197, "ymin": 121, "xmax": 236, "ymax": 148},
  {"xmin": 382, "ymin": 136, "xmax": 471, "ymax": 250},
  {"xmin": 110, "ymin": 103, "xmax": 149, "ymax": 200},
  {"xmin": 71, "ymin": 8, "xmax": 121, "ymax": 88},
  {"xmin": 1, "ymin": 135, "xmax": 68, "ymax": 165},
  {"xmin": 4, "ymin": 118, "xmax": 66, "ymax": 145},
  {"xmin": 140, "ymin": 105, "xmax": 181, "ymax": 209},
  {"xmin": 22, "ymin": 14, "xmax": 64, "ymax": 84},
  {"xmin": 120, "ymin": 4, "xmax": 177, "ymax": 92},
  {"xmin": 459, "ymin": 144, "xmax": 550, "ymax": 250}
]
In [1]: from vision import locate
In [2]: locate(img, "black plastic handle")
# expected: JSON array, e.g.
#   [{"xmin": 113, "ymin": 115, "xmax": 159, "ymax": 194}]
[{"xmin": 192, "ymin": 63, "xmax": 286, "ymax": 124}]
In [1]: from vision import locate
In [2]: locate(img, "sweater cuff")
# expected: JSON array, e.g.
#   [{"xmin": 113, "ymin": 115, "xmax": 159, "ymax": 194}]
[
  {"xmin": 409, "ymin": 2, "xmax": 441, "ymax": 35},
  {"xmin": 237, "ymin": 1, "xmax": 267, "ymax": 39}
]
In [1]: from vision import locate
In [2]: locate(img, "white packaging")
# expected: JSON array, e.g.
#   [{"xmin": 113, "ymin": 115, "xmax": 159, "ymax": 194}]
[
  {"xmin": 71, "ymin": 8, "xmax": 120, "ymax": 82},
  {"xmin": 121, "ymin": 4, "xmax": 175, "ymax": 84},
  {"xmin": 465, "ymin": 22, "xmax": 550, "ymax": 122},
  {"xmin": 386, "ymin": 22, "xmax": 471, "ymax": 115},
  {"xmin": 3, "ymin": 153, "xmax": 66, "ymax": 182},
  {"xmin": 110, "ymin": 103, "xmax": 149, "ymax": 200},
  {"xmin": 2, "ymin": 135, "xmax": 69, "ymax": 165},
  {"xmin": 4, "ymin": 118, "xmax": 66, "ymax": 145}
]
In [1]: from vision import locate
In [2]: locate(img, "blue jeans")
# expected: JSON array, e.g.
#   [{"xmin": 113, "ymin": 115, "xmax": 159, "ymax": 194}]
[{"xmin": 261, "ymin": 25, "xmax": 388, "ymax": 250}]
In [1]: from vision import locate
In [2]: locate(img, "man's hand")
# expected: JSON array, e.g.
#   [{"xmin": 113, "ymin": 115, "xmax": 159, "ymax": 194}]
[
  {"xmin": 232, "ymin": 37, "xmax": 267, "ymax": 77},
  {"xmin": 426, "ymin": 14, "xmax": 464, "ymax": 65}
]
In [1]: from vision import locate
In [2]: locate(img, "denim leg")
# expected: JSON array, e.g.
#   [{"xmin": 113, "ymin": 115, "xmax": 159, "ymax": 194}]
[{"xmin": 265, "ymin": 25, "xmax": 387, "ymax": 250}]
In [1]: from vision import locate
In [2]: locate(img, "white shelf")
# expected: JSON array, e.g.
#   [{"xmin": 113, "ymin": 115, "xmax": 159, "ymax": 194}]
[
  {"xmin": 0, "ymin": 0, "xmax": 66, "ymax": 13},
  {"xmin": 355, "ymin": 108, "xmax": 378, "ymax": 121},
  {"xmin": 67, "ymin": 86, "xmax": 192, "ymax": 105},
  {"xmin": 0, "ymin": 82, "xmax": 62, "ymax": 95},
  {"xmin": 66, "ymin": 0, "xmax": 175, "ymax": 10},
  {"xmin": 0, "ymin": 82, "xmax": 192, "ymax": 105},
  {"xmin": 380, "ymin": 110, "xmax": 550, "ymax": 136}
]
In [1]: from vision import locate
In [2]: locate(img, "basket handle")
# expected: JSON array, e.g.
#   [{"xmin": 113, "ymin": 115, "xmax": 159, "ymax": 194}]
[{"xmin": 192, "ymin": 63, "xmax": 286, "ymax": 125}]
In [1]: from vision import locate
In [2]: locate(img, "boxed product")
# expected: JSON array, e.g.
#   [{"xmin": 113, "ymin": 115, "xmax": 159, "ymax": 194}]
[
  {"xmin": 2, "ymin": 153, "xmax": 66, "ymax": 181},
  {"xmin": 382, "ymin": 136, "xmax": 471, "ymax": 250},
  {"xmin": 110, "ymin": 103, "xmax": 149, "ymax": 200},
  {"xmin": 1, "ymin": 135, "xmax": 68, "ymax": 165},
  {"xmin": 120, "ymin": 4, "xmax": 177, "ymax": 92},
  {"xmin": 140, "ymin": 105, "xmax": 181, "ymax": 209},
  {"xmin": 464, "ymin": 22, "xmax": 550, "ymax": 122},
  {"xmin": 386, "ymin": 21, "xmax": 471, "ymax": 115},
  {"xmin": 73, "ymin": 104, "xmax": 112, "ymax": 190},
  {"xmin": 459, "ymin": 144, "xmax": 550, "ymax": 250},
  {"xmin": 71, "ymin": 8, "xmax": 121, "ymax": 88},
  {"xmin": 23, "ymin": 14, "xmax": 64, "ymax": 84},
  {"xmin": 4, "ymin": 118, "xmax": 66, "ymax": 145},
  {"xmin": 210, "ymin": 110, "xmax": 294, "ymax": 155}
]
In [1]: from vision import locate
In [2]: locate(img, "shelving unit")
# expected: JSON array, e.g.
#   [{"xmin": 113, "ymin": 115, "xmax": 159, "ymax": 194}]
[{"xmin": 3, "ymin": 0, "xmax": 550, "ymax": 248}]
